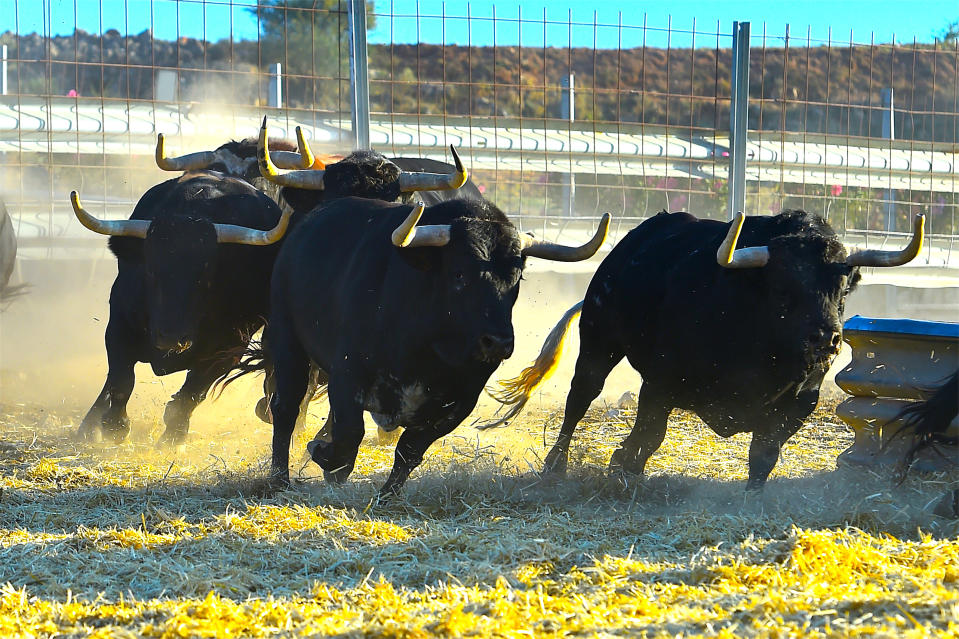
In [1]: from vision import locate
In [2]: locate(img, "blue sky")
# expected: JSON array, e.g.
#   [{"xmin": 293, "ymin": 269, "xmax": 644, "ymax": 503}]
[{"xmin": 3, "ymin": 0, "xmax": 956, "ymax": 49}]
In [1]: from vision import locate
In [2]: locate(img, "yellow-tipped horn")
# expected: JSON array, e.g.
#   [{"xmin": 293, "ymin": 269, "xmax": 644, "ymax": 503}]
[
  {"xmin": 520, "ymin": 213, "xmax": 611, "ymax": 262},
  {"xmin": 155, "ymin": 133, "xmax": 216, "ymax": 172},
  {"xmin": 397, "ymin": 144, "xmax": 469, "ymax": 192},
  {"xmin": 258, "ymin": 117, "xmax": 326, "ymax": 189},
  {"xmin": 846, "ymin": 214, "xmax": 925, "ymax": 267},
  {"xmin": 71, "ymin": 191, "xmax": 150, "ymax": 238},
  {"xmin": 716, "ymin": 212, "xmax": 770, "ymax": 269}
]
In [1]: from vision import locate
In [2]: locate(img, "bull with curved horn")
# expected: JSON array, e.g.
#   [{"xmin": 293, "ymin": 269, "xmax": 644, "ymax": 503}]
[
  {"xmin": 230, "ymin": 189, "xmax": 611, "ymax": 493},
  {"xmin": 487, "ymin": 208, "xmax": 924, "ymax": 493},
  {"xmin": 72, "ymin": 161, "xmax": 297, "ymax": 446}
]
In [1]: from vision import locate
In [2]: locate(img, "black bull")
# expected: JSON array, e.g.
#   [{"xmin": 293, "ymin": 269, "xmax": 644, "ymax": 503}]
[
  {"xmin": 260, "ymin": 197, "xmax": 610, "ymax": 493},
  {"xmin": 74, "ymin": 123, "xmax": 474, "ymax": 444},
  {"xmin": 72, "ymin": 176, "xmax": 292, "ymax": 444},
  {"xmin": 489, "ymin": 209, "xmax": 925, "ymax": 490}
]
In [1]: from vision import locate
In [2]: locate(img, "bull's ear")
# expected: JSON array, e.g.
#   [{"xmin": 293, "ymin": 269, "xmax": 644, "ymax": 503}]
[
  {"xmin": 395, "ymin": 245, "xmax": 441, "ymax": 271},
  {"xmin": 108, "ymin": 236, "xmax": 144, "ymax": 262}
]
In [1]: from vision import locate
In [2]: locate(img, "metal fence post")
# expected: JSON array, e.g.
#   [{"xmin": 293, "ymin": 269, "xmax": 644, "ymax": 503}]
[
  {"xmin": 1, "ymin": 45, "xmax": 7, "ymax": 95},
  {"xmin": 728, "ymin": 21, "xmax": 750, "ymax": 219},
  {"xmin": 267, "ymin": 63, "xmax": 282, "ymax": 108},
  {"xmin": 347, "ymin": 0, "xmax": 371, "ymax": 150},
  {"xmin": 561, "ymin": 73, "xmax": 575, "ymax": 217},
  {"xmin": 881, "ymin": 87, "xmax": 895, "ymax": 231}
]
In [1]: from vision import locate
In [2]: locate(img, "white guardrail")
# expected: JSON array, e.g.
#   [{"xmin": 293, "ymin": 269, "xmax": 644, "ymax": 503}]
[{"xmin": 2, "ymin": 96, "xmax": 958, "ymax": 273}]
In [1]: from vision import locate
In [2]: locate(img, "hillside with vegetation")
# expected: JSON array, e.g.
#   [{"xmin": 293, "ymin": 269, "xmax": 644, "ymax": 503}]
[{"xmin": 1, "ymin": 28, "xmax": 956, "ymax": 143}]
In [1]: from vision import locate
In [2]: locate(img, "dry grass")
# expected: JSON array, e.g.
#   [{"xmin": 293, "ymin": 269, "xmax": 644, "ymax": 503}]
[{"xmin": 1, "ymin": 395, "xmax": 957, "ymax": 638}]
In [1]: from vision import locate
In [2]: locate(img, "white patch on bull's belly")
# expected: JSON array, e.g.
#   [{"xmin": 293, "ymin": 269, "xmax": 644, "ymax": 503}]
[{"xmin": 363, "ymin": 378, "xmax": 429, "ymax": 431}]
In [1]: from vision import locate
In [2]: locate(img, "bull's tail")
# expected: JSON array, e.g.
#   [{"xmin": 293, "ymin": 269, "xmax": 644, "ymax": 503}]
[
  {"xmin": 884, "ymin": 370, "xmax": 959, "ymax": 476},
  {"xmin": 211, "ymin": 339, "xmax": 269, "ymax": 399},
  {"xmin": 480, "ymin": 301, "xmax": 583, "ymax": 429}
]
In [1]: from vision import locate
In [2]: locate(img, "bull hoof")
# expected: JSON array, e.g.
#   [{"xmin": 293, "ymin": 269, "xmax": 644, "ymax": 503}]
[
  {"xmin": 101, "ymin": 420, "xmax": 130, "ymax": 444},
  {"xmin": 608, "ymin": 448, "xmax": 644, "ymax": 476},
  {"xmin": 255, "ymin": 397, "xmax": 272, "ymax": 424},
  {"xmin": 542, "ymin": 448, "xmax": 569, "ymax": 476},
  {"xmin": 156, "ymin": 429, "xmax": 187, "ymax": 449},
  {"xmin": 308, "ymin": 440, "xmax": 356, "ymax": 484},
  {"xmin": 269, "ymin": 468, "xmax": 292, "ymax": 489},
  {"xmin": 323, "ymin": 467, "xmax": 352, "ymax": 484}
]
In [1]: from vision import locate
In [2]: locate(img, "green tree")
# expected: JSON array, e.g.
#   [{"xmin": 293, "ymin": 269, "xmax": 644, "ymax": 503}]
[
  {"xmin": 251, "ymin": 1, "xmax": 376, "ymax": 110},
  {"xmin": 939, "ymin": 19, "xmax": 959, "ymax": 44}
]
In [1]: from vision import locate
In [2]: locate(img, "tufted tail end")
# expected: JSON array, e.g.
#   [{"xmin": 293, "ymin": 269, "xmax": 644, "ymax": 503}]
[{"xmin": 479, "ymin": 301, "xmax": 584, "ymax": 429}]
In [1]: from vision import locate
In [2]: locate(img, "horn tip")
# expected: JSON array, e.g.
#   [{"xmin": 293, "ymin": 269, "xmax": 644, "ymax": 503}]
[{"xmin": 261, "ymin": 115, "xmax": 268, "ymax": 128}]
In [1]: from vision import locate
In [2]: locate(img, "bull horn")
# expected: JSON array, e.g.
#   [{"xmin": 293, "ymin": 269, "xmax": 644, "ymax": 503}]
[
  {"xmin": 520, "ymin": 213, "xmax": 611, "ymax": 262},
  {"xmin": 155, "ymin": 133, "xmax": 216, "ymax": 171},
  {"xmin": 846, "ymin": 214, "xmax": 924, "ymax": 267},
  {"xmin": 391, "ymin": 202, "xmax": 451, "ymax": 248},
  {"xmin": 213, "ymin": 209, "xmax": 292, "ymax": 246},
  {"xmin": 269, "ymin": 126, "xmax": 317, "ymax": 170},
  {"xmin": 398, "ymin": 145, "xmax": 468, "ymax": 193},
  {"xmin": 258, "ymin": 117, "xmax": 326, "ymax": 189},
  {"xmin": 71, "ymin": 191, "xmax": 150, "ymax": 238},
  {"xmin": 717, "ymin": 212, "xmax": 770, "ymax": 268}
]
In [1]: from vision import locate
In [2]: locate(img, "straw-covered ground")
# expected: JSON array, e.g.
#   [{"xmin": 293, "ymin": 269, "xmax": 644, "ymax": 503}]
[{"xmin": 0, "ymin": 390, "xmax": 957, "ymax": 638}]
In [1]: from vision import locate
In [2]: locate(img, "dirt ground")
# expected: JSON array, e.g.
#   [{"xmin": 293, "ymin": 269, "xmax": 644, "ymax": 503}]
[{"xmin": 1, "ymin": 261, "xmax": 957, "ymax": 637}]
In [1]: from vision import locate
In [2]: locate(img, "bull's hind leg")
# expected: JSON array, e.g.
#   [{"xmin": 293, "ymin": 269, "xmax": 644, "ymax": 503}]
[
  {"xmin": 268, "ymin": 334, "xmax": 311, "ymax": 486},
  {"xmin": 543, "ymin": 339, "xmax": 623, "ymax": 475},
  {"xmin": 609, "ymin": 384, "xmax": 671, "ymax": 476},
  {"xmin": 158, "ymin": 358, "xmax": 236, "ymax": 447}
]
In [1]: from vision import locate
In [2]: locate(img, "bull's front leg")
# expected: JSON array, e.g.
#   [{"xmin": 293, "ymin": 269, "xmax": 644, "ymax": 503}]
[
  {"xmin": 378, "ymin": 404, "xmax": 473, "ymax": 497},
  {"xmin": 745, "ymin": 416, "xmax": 804, "ymax": 491},
  {"xmin": 307, "ymin": 373, "xmax": 365, "ymax": 484},
  {"xmin": 78, "ymin": 319, "xmax": 138, "ymax": 443}
]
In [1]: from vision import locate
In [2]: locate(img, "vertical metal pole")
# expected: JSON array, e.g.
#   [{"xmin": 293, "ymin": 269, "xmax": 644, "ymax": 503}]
[
  {"xmin": 268, "ymin": 62, "xmax": 282, "ymax": 107},
  {"xmin": 1, "ymin": 45, "xmax": 7, "ymax": 95},
  {"xmin": 347, "ymin": 0, "xmax": 370, "ymax": 150},
  {"xmin": 561, "ymin": 73, "xmax": 575, "ymax": 217},
  {"xmin": 881, "ymin": 87, "xmax": 895, "ymax": 231},
  {"xmin": 728, "ymin": 21, "xmax": 750, "ymax": 219}
]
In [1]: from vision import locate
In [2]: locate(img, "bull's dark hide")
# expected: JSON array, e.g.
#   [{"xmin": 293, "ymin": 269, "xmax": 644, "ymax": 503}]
[
  {"xmin": 535, "ymin": 210, "xmax": 863, "ymax": 490},
  {"xmin": 80, "ymin": 135, "xmax": 478, "ymax": 446},
  {"xmin": 78, "ymin": 173, "xmax": 289, "ymax": 445},
  {"xmin": 263, "ymin": 197, "xmax": 527, "ymax": 493}
]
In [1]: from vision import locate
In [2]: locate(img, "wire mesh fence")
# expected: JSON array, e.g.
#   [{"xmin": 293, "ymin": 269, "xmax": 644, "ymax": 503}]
[{"xmin": 0, "ymin": 0, "xmax": 956, "ymax": 264}]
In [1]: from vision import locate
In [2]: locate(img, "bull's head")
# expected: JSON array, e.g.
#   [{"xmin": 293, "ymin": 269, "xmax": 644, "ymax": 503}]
[
  {"xmin": 256, "ymin": 117, "xmax": 468, "ymax": 208},
  {"xmin": 71, "ymin": 190, "xmax": 290, "ymax": 352},
  {"xmin": 390, "ymin": 200, "xmax": 610, "ymax": 365},
  {"xmin": 716, "ymin": 210, "xmax": 924, "ymax": 377}
]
